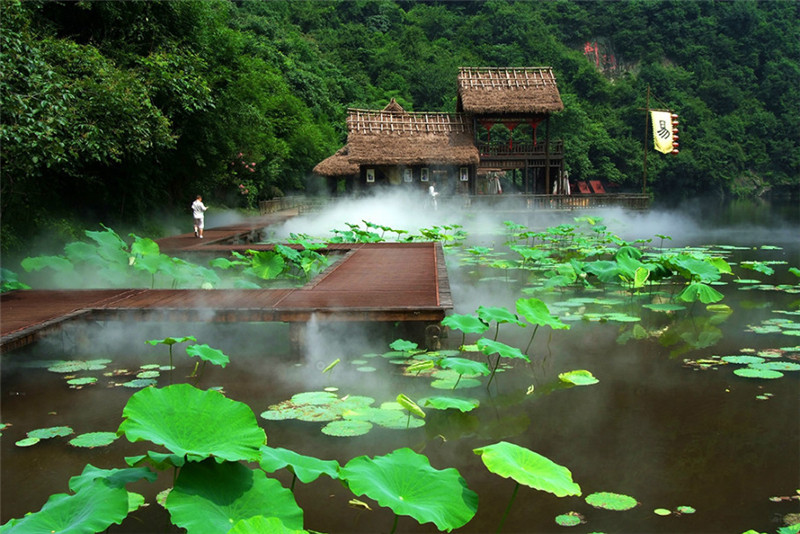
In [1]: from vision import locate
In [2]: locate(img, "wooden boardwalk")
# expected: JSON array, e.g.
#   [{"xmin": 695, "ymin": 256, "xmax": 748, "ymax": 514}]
[{"xmin": 1, "ymin": 215, "xmax": 452, "ymax": 353}]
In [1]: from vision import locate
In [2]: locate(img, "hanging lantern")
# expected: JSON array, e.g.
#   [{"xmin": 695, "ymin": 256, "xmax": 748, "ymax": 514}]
[{"xmin": 671, "ymin": 113, "xmax": 680, "ymax": 154}]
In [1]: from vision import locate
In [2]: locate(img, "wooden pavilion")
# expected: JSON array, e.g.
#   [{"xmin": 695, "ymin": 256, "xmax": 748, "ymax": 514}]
[{"xmin": 314, "ymin": 67, "xmax": 565, "ymax": 197}]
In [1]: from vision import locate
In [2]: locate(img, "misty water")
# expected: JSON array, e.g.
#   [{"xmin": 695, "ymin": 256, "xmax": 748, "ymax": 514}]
[{"xmin": 1, "ymin": 197, "xmax": 798, "ymax": 533}]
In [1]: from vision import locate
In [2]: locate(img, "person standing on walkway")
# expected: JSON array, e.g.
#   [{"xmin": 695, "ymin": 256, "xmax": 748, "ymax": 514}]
[{"xmin": 191, "ymin": 195, "xmax": 208, "ymax": 238}]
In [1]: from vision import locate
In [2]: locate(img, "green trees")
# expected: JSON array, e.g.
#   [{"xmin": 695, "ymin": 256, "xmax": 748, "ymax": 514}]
[{"xmin": 1, "ymin": 0, "xmax": 797, "ymax": 253}]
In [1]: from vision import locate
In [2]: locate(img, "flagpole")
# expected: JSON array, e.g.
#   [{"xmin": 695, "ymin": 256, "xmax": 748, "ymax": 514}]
[{"xmin": 642, "ymin": 84, "xmax": 650, "ymax": 195}]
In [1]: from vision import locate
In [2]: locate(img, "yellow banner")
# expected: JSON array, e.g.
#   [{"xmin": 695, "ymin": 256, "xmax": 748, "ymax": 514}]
[{"xmin": 651, "ymin": 111, "xmax": 673, "ymax": 154}]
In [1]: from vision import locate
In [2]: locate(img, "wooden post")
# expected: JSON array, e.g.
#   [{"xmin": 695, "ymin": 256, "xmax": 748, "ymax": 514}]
[
  {"xmin": 545, "ymin": 115, "xmax": 551, "ymax": 195},
  {"xmin": 642, "ymin": 85, "xmax": 650, "ymax": 194}
]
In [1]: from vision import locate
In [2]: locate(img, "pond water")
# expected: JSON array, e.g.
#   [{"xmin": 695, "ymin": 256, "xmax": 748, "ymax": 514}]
[{"xmin": 2, "ymin": 198, "xmax": 799, "ymax": 533}]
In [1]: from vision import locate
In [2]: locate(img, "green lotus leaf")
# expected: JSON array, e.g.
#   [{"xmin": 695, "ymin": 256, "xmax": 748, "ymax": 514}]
[
  {"xmin": 166, "ymin": 459, "xmax": 303, "ymax": 533},
  {"xmin": 420, "ymin": 396, "xmax": 480, "ymax": 413},
  {"xmin": 47, "ymin": 359, "xmax": 112, "ymax": 373},
  {"xmin": 27, "ymin": 426, "xmax": 73, "ymax": 440},
  {"xmin": 321, "ymin": 419, "xmax": 373, "ymax": 437},
  {"xmin": 228, "ymin": 516, "xmax": 309, "ymax": 534},
  {"xmin": 259, "ymin": 446, "xmax": 340, "ymax": 483},
  {"xmin": 124, "ymin": 450, "xmax": 186, "ymax": 470},
  {"xmin": 396, "ymin": 394, "xmax": 426, "ymax": 419},
  {"xmin": 15, "ymin": 437, "xmax": 40, "ymax": 447},
  {"xmin": 121, "ymin": 378, "xmax": 158, "ymax": 388},
  {"xmin": 389, "ymin": 338, "xmax": 418, "ymax": 352},
  {"xmin": 516, "ymin": 297, "xmax": 569, "ymax": 330},
  {"xmin": 585, "ymin": 491, "xmax": 639, "ymax": 511},
  {"xmin": 69, "ymin": 432, "xmax": 119, "ymax": 448},
  {"xmin": 68, "ymin": 464, "xmax": 156, "ymax": 493},
  {"xmin": 67, "ymin": 376, "xmax": 98, "ymax": 387},
  {"xmin": 440, "ymin": 357, "xmax": 491, "ymax": 376},
  {"xmin": 751, "ymin": 361, "xmax": 800, "ymax": 372},
  {"xmin": 441, "ymin": 313, "xmax": 489, "ymax": 335},
  {"xmin": 185, "ymin": 344, "xmax": 229, "ymax": 368},
  {"xmin": 477, "ymin": 305, "xmax": 525, "ymax": 327},
  {"xmin": 733, "ymin": 367, "xmax": 784, "ymax": 379},
  {"xmin": 722, "ymin": 355, "xmax": 764, "ymax": 365},
  {"xmin": 1, "ymin": 476, "xmax": 130, "ymax": 533},
  {"xmin": 340, "ymin": 447, "xmax": 478, "ymax": 531},
  {"xmin": 676, "ymin": 505, "xmax": 696, "ymax": 514},
  {"xmin": 477, "ymin": 338, "xmax": 530, "ymax": 363},
  {"xmin": 146, "ymin": 336, "xmax": 196, "ymax": 346},
  {"xmin": 473, "ymin": 441, "xmax": 581, "ymax": 498},
  {"xmin": 554, "ymin": 512, "xmax": 583, "ymax": 526},
  {"xmin": 118, "ymin": 384, "xmax": 266, "ymax": 462},
  {"xmin": 677, "ymin": 282, "xmax": 724, "ymax": 304},
  {"xmin": 558, "ymin": 370, "xmax": 599, "ymax": 386},
  {"xmin": 406, "ymin": 359, "xmax": 435, "ymax": 374},
  {"xmin": 654, "ymin": 508, "xmax": 672, "ymax": 516}
]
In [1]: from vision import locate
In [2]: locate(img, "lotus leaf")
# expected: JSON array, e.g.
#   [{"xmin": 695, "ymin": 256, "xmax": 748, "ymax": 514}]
[
  {"xmin": 340, "ymin": 448, "xmax": 478, "ymax": 532},
  {"xmin": 554, "ymin": 512, "xmax": 583, "ymax": 526},
  {"xmin": 69, "ymin": 432, "xmax": 119, "ymax": 448},
  {"xmin": 477, "ymin": 305, "xmax": 525, "ymax": 327},
  {"xmin": 321, "ymin": 419, "xmax": 373, "ymax": 436},
  {"xmin": 1, "ymin": 475, "xmax": 132, "ymax": 533},
  {"xmin": 676, "ymin": 505, "xmax": 696, "ymax": 514},
  {"xmin": 118, "ymin": 384, "xmax": 266, "ymax": 462},
  {"xmin": 27, "ymin": 426, "xmax": 73, "ymax": 439},
  {"xmin": 722, "ymin": 355, "xmax": 764, "ymax": 365},
  {"xmin": 228, "ymin": 516, "xmax": 308, "ymax": 534},
  {"xmin": 121, "ymin": 378, "xmax": 157, "ymax": 388},
  {"xmin": 473, "ymin": 441, "xmax": 581, "ymax": 498},
  {"xmin": 733, "ymin": 367, "xmax": 784, "ymax": 379},
  {"xmin": 654, "ymin": 508, "xmax": 672, "ymax": 516},
  {"xmin": 751, "ymin": 361, "xmax": 800, "ymax": 372},
  {"xmin": 396, "ymin": 394, "xmax": 425, "ymax": 419},
  {"xmin": 643, "ymin": 303, "xmax": 686, "ymax": 312},
  {"xmin": 515, "ymin": 298, "xmax": 568, "ymax": 330},
  {"xmin": 15, "ymin": 437, "xmax": 40, "ymax": 447},
  {"xmin": 440, "ymin": 357, "xmax": 490, "ymax": 376},
  {"xmin": 558, "ymin": 370, "xmax": 599, "ymax": 386},
  {"xmin": 185, "ymin": 344, "xmax": 229, "ymax": 367},
  {"xmin": 146, "ymin": 336, "xmax": 196, "ymax": 346},
  {"xmin": 420, "ymin": 396, "xmax": 480, "ymax": 413},
  {"xmin": 677, "ymin": 282, "xmax": 724, "ymax": 304},
  {"xmin": 389, "ymin": 339, "xmax": 418, "ymax": 352},
  {"xmin": 259, "ymin": 446, "xmax": 340, "ymax": 483},
  {"xmin": 166, "ymin": 459, "xmax": 303, "ymax": 533},
  {"xmin": 476, "ymin": 338, "xmax": 528, "ymax": 362},
  {"xmin": 47, "ymin": 359, "xmax": 111, "ymax": 373},
  {"xmin": 585, "ymin": 491, "xmax": 638, "ymax": 511}
]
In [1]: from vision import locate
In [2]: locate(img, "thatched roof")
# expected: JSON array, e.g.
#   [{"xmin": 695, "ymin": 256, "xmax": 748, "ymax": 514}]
[
  {"xmin": 457, "ymin": 67, "xmax": 564, "ymax": 114},
  {"xmin": 313, "ymin": 146, "xmax": 358, "ymax": 176},
  {"xmin": 343, "ymin": 107, "xmax": 479, "ymax": 166}
]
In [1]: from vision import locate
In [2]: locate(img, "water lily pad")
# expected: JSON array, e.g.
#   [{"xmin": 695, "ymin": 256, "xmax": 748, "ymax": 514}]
[
  {"xmin": 15, "ymin": 437, "xmax": 41, "ymax": 447},
  {"xmin": 733, "ymin": 367, "xmax": 784, "ymax": 379},
  {"xmin": 69, "ymin": 432, "xmax": 119, "ymax": 448},
  {"xmin": 420, "ymin": 396, "xmax": 480, "ymax": 413},
  {"xmin": 121, "ymin": 378, "xmax": 158, "ymax": 388},
  {"xmin": 356, "ymin": 366, "xmax": 377, "ymax": 373},
  {"xmin": 473, "ymin": 441, "xmax": 581, "ymax": 497},
  {"xmin": 643, "ymin": 303, "xmax": 687, "ymax": 312},
  {"xmin": 558, "ymin": 370, "xmax": 599, "ymax": 386},
  {"xmin": 119, "ymin": 383, "xmax": 266, "ymax": 462},
  {"xmin": 135, "ymin": 371, "xmax": 160, "ymax": 379},
  {"xmin": 166, "ymin": 459, "xmax": 303, "ymax": 533},
  {"xmin": 341, "ymin": 447, "xmax": 478, "ymax": 531},
  {"xmin": 654, "ymin": 508, "xmax": 672, "ymax": 516},
  {"xmin": 676, "ymin": 505, "xmax": 696, "ymax": 514},
  {"xmin": 751, "ymin": 361, "xmax": 800, "ymax": 372},
  {"xmin": 47, "ymin": 359, "xmax": 112, "ymax": 373},
  {"xmin": 321, "ymin": 419, "xmax": 372, "ymax": 437},
  {"xmin": 722, "ymin": 355, "xmax": 765, "ymax": 365},
  {"xmin": 27, "ymin": 426, "xmax": 73, "ymax": 439},
  {"xmin": 67, "ymin": 376, "xmax": 98, "ymax": 386},
  {"xmin": 585, "ymin": 491, "xmax": 638, "ymax": 511},
  {"xmin": 259, "ymin": 446, "xmax": 339, "ymax": 483},
  {"xmin": 555, "ymin": 512, "xmax": 583, "ymax": 526}
]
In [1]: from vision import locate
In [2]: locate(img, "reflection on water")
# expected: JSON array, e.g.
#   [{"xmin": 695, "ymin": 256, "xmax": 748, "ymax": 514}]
[{"xmin": 2, "ymin": 200, "xmax": 799, "ymax": 533}]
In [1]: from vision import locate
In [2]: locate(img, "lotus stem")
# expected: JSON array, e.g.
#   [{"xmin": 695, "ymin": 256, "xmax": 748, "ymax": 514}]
[
  {"xmin": 168, "ymin": 346, "xmax": 174, "ymax": 384},
  {"xmin": 496, "ymin": 481, "xmax": 519, "ymax": 533},
  {"xmin": 452, "ymin": 374, "xmax": 462, "ymax": 391},
  {"xmin": 524, "ymin": 324, "xmax": 540, "ymax": 354},
  {"xmin": 291, "ymin": 473, "xmax": 297, "ymax": 492},
  {"xmin": 486, "ymin": 354, "xmax": 501, "ymax": 389},
  {"xmin": 389, "ymin": 514, "xmax": 399, "ymax": 534}
]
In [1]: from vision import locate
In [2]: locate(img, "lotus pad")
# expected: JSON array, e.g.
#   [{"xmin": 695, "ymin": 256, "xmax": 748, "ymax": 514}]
[
  {"xmin": 259, "ymin": 446, "xmax": 340, "ymax": 483},
  {"xmin": 341, "ymin": 448, "xmax": 478, "ymax": 531},
  {"xmin": 118, "ymin": 383, "xmax": 266, "ymax": 462},
  {"xmin": 585, "ymin": 491, "xmax": 638, "ymax": 511},
  {"xmin": 473, "ymin": 441, "xmax": 581, "ymax": 497},
  {"xmin": 166, "ymin": 459, "xmax": 303, "ymax": 533},
  {"xmin": 558, "ymin": 370, "xmax": 599, "ymax": 386},
  {"xmin": 228, "ymin": 516, "xmax": 308, "ymax": 534}
]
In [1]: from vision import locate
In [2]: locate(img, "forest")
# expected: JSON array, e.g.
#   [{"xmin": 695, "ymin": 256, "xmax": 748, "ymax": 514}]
[{"xmin": 1, "ymin": 0, "xmax": 798, "ymax": 253}]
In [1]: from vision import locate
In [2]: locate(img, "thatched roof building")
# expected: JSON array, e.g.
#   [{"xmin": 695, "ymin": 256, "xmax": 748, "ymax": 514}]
[
  {"xmin": 456, "ymin": 67, "xmax": 564, "ymax": 115},
  {"xmin": 313, "ymin": 146, "xmax": 358, "ymax": 176}
]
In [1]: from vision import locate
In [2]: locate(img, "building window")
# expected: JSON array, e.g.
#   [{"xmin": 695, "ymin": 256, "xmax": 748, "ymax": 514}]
[
  {"xmin": 403, "ymin": 169, "xmax": 413, "ymax": 182},
  {"xmin": 460, "ymin": 167, "xmax": 469, "ymax": 181},
  {"xmin": 366, "ymin": 168, "xmax": 375, "ymax": 183},
  {"xmin": 420, "ymin": 168, "xmax": 429, "ymax": 182}
]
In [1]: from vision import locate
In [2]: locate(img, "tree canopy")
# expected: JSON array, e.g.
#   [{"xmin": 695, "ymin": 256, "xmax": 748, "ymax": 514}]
[{"xmin": 1, "ymin": 0, "xmax": 797, "ymax": 252}]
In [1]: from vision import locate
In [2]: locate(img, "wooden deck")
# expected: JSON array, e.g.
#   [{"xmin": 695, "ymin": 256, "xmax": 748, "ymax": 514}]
[{"xmin": 0, "ymin": 215, "xmax": 452, "ymax": 353}]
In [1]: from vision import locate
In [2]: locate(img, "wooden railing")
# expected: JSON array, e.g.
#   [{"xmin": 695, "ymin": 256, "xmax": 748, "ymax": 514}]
[
  {"xmin": 477, "ymin": 140, "xmax": 564, "ymax": 157},
  {"xmin": 258, "ymin": 196, "xmax": 323, "ymax": 215},
  {"xmin": 464, "ymin": 193, "xmax": 651, "ymax": 210}
]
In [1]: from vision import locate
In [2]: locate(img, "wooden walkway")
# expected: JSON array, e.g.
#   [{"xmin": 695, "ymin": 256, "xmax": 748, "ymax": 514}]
[{"xmin": 0, "ymin": 214, "xmax": 452, "ymax": 353}]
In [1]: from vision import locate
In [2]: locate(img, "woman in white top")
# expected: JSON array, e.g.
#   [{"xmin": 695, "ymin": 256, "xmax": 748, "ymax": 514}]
[{"xmin": 191, "ymin": 195, "xmax": 208, "ymax": 238}]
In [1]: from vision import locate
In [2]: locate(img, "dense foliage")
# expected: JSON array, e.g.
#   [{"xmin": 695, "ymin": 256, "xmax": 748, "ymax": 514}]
[{"xmin": 1, "ymin": 0, "xmax": 797, "ymax": 252}]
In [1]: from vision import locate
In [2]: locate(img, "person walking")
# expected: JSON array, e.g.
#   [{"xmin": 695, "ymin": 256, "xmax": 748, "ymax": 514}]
[{"xmin": 191, "ymin": 195, "xmax": 208, "ymax": 238}]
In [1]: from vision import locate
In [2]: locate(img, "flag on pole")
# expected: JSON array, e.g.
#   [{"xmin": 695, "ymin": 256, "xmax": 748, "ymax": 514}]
[{"xmin": 651, "ymin": 110, "xmax": 673, "ymax": 154}]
